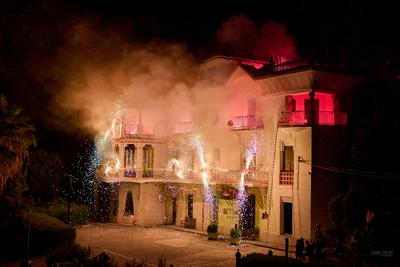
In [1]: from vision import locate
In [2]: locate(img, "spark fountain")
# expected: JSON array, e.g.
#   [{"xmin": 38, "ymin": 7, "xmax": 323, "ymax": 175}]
[
  {"xmin": 236, "ymin": 135, "xmax": 258, "ymax": 230},
  {"xmin": 192, "ymin": 135, "xmax": 216, "ymax": 222}
]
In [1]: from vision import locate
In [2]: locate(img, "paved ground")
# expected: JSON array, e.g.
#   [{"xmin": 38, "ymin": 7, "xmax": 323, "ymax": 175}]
[{"xmin": 76, "ymin": 223, "xmax": 284, "ymax": 267}]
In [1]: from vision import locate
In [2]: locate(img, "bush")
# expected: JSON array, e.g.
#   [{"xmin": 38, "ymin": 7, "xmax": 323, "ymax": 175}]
[
  {"xmin": 24, "ymin": 212, "xmax": 76, "ymax": 256},
  {"xmin": 230, "ymin": 228, "xmax": 242, "ymax": 238},
  {"xmin": 47, "ymin": 244, "xmax": 91, "ymax": 265},
  {"xmin": 207, "ymin": 223, "xmax": 218, "ymax": 233},
  {"xmin": 46, "ymin": 200, "xmax": 90, "ymax": 225}
]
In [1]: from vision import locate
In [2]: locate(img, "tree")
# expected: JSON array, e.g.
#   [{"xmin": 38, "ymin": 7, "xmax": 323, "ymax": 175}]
[
  {"xmin": 27, "ymin": 149, "xmax": 66, "ymax": 204},
  {"xmin": 0, "ymin": 94, "xmax": 36, "ymax": 193}
]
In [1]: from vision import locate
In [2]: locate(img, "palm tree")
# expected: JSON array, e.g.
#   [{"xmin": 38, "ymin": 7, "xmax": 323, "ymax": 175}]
[{"xmin": 0, "ymin": 95, "xmax": 36, "ymax": 193}]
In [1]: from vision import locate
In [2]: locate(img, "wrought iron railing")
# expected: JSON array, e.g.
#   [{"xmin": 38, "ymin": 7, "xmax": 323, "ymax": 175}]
[
  {"xmin": 228, "ymin": 115, "xmax": 264, "ymax": 130},
  {"xmin": 278, "ymin": 111, "xmax": 347, "ymax": 126},
  {"xmin": 104, "ymin": 168, "xmax": 268, "ymax": 185}
]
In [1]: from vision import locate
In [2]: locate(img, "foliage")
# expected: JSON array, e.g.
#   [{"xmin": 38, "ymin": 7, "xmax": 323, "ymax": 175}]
[
  {"xmin": 24, "ymin": 212, "xmax": 76, "ymax": 256},
  {"xmin": 207, "ymin": 223, "xmax": 218, "ymax": 233},
  {"xmin": 89, "ymin": 252, "xmax": 117, "ymax": 267},
  {"xmin": 230, "ymin": 228, "xmax": 242, "ymax": 238},
  {"xmin": 0, "ymin": 192, "xmax": 26, "ymax": 260},
  {"xmin": 26, "ymin": 149, "xmax": 66, "ymax": 204},
  {"xmin": 0, "ymin": 94, "xmax": 36, "ymax": 193},
  {"xmin": 46, "ymin": 199, "xmax": 90, "ymax": 225},
  {"xmin": 47, "ymin": 244, "xmax": 91, "ymax": 265}
]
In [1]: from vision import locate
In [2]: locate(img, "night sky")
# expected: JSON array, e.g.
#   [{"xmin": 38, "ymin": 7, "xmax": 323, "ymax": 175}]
[{"xmin": 1, "ymin": 0, "xmax": 399, "ymax": 157}]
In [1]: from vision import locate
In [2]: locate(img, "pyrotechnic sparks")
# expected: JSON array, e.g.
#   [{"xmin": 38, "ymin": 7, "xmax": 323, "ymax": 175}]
[
  {"xmin": 167, "ymin": 158, "xmax": 185, "ymax": 179},
  {"xmin": 236, "ymin": 135, "xmax": 258, "ymax": 228},
  {"xmin": 71, "ymin": 140, "xmax": 101, "ymax": 206}
]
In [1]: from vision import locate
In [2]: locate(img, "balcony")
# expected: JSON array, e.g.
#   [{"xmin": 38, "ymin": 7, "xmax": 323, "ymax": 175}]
[
  {"xmin": 278, "ymin": 111, "xmax": 347, "ymax": 126},
  {"xmin": 228, "ymin": 115, "xmax": 264, "ymax": 130},
  {"xmin": 208, "ymin": 169, "xmax": 269, "ymax": 186},
  {"xmin": 101, "ymin": 168, "xmax": 268, "ymax": 186}
]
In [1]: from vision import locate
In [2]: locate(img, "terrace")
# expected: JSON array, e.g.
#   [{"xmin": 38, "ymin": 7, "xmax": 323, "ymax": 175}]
[{"xmin": 101, "ymin": 168, "xmax": 269, "ymax": 186}]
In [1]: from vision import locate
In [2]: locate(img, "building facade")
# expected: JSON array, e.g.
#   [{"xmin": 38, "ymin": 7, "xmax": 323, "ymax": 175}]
[{"xmin": 96, "ymin": 56, "xmax": 361, "ymax": 247}]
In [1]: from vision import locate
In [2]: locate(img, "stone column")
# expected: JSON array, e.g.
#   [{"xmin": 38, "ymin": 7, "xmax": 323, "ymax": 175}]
[
  {"xmin": 119, "ymin": 143, "xmax": 125, "ymax": 178},
  {"xmin": 136, "ymin": 143, "xmax": 145, "ymax": 178}
]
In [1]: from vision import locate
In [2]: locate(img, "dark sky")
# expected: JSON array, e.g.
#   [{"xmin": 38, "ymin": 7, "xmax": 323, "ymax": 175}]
[{"xmin": 1, "ymin": 0, "xmax": 398, "ymax": 153}]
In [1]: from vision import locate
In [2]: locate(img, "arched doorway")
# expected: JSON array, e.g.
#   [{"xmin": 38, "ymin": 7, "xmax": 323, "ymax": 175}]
[{"xmin": 124, "ymin": 191, "xmax": 134, "ymax": 216}]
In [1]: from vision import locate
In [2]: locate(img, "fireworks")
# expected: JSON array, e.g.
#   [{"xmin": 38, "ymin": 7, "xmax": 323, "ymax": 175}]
[{"xmin": 236, "ymin": 135, "xmax": 258, "ymax": 229}]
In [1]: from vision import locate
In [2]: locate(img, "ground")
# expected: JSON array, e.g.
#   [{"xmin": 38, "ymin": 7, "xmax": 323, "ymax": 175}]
[{"xmin": 75, "ymin": 223, "xmax": 284, "ymax": 267}]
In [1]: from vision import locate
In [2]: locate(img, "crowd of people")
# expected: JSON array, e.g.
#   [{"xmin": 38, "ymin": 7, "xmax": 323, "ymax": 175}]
[{"xmin": 295, "ymin": 224, "xmax": 325, "ymax": 261}]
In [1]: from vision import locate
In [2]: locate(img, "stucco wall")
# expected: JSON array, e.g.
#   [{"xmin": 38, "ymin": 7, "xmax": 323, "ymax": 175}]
[{"xmin": 117, "ymin": 182, "xmax": 165, "ymax": 226}]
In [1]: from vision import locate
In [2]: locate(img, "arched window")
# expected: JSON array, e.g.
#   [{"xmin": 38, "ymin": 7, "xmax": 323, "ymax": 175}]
[
  {"xmin": 124, "ymin": 144, "xmax": 135, "ymax": 177},
  {"xmin": 143, "ymin": 145, "xmax": 154, "ymax": 177},
  {"xmin": 124, "ymin": 191, "xmax": 134, "ymax": 216}
]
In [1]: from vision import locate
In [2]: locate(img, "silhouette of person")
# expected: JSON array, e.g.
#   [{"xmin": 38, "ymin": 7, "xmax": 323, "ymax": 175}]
[
  {"xmin": 296, "ymin": 238, "xmax": 305, "ymax": 260},
  {"xmin": 305, "ymin": 240, "xmax": 313, "ymax": 261},
  {"xmin": 314, "ymin": 224, "xmax": 324, "ymax": 259}
]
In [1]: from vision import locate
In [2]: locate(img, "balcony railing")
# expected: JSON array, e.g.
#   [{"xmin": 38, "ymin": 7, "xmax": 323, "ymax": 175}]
[
  {"xmin": 278, "ymin": 111, "xmax": 347, "ymax": 126},
  {"xmin": 228, "ymin": 115, "xmax": 264, "ymax": 130},
  {"xmin": 103, "ymin": 168, "xmax": 268, "ymax": 186}
]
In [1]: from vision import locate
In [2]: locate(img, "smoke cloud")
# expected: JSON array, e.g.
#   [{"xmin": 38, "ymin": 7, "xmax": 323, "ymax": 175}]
[
  {"xmin": 217, "ymin": 14, "xmax": 298, "ymax": 61},
  {"xmin": 48, "ymin": 18, "xmax": 262, "ymax": 140}
]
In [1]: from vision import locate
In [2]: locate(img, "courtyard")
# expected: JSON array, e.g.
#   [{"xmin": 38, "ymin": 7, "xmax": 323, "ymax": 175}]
[{"xmin": 76, "ymin": 223, "xmax": 281, "ymax": 267}]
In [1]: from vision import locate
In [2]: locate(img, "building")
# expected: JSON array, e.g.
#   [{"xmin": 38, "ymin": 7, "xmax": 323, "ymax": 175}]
[{"xmin": 95, "ymin": 55, "xmax": 361, "ymax": 247}]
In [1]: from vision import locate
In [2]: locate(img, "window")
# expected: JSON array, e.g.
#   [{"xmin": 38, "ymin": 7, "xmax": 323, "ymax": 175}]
[
  {"xmin": 212, "ymin": 148, "xmax": 220, "ymax": 168},
  {"xmin": 124, "ymin": 144, "xmax": 135, "ymax": 168},
  {"xmin": 143, "ymin": 145, "xmax": 154, "ymax": 177},
  {"xmin": 124, "ymin": 144, "xmax": 135, "ymax": 177},
  {"xmin": 187, "ymin": 194, "xmax": 193, "ymax": 219},
  {"xmin": 241, "ymin": 151, "xmax": 256, "ymax": 170},
  {"xmin": 280, "ymin": 146, "xmax": 294, "ymax": 185},
  {"xmin": 280, "ymin": 146, "xmax": 294, "ymax": 171},
  {"xmin": 124, "ymin": 191, "xmax": 134, "ymax": 216}
]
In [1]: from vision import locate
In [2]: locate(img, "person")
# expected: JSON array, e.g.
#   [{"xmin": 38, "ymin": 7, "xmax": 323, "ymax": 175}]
[
  {"xmin": 304, "ymin": 240, "xmax": 313, "ymax": 261},
  {"xmin": 295, "ymin": 238, "xmax": 305, "ymax": 261},
  {"xmin": 314, "ymin": 224, "xmax": 324, "ymax": 259}
]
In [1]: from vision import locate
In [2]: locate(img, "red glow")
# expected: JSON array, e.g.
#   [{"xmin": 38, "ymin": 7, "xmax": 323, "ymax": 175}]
[
  {"xmin": 291, "ymin": 92, "xmax": 334, "ymax": 112},
  {"xmin": 238, "ymin": 60, "xmax": 265, "ymax": 69},
  {"xmin": 285, "ymin": 92, "xmax": 346, "ymax": 125}
]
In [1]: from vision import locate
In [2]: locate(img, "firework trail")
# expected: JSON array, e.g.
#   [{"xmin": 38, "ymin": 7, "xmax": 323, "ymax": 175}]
[
  {"xmin": 236, "ymin": 135, "xmax": 257, "ymax": 228},
  {"xmin": 192, "ymin": 135, "xmax": 215, "ymax": 219}
]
